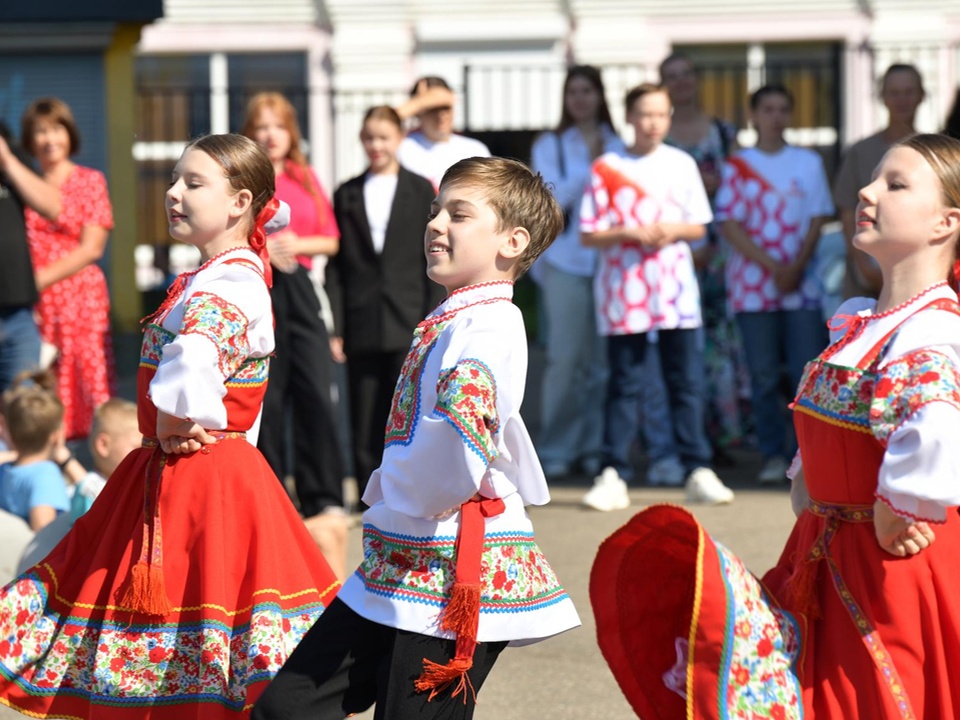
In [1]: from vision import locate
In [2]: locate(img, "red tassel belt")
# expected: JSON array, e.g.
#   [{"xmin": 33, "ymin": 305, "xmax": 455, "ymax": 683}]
[
  {"xmin": 414, "ymin": 494, "xmax": 506, "ymax": 703},
  {"xmin": 122, "ymin": 432, "xmax": 248, "ymax": 616}
]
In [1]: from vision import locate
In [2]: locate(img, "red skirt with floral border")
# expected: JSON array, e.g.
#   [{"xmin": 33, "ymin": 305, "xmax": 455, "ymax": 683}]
[{"xmin": 0, "ymin": 439, "xmax": 339, "ymax": 719}]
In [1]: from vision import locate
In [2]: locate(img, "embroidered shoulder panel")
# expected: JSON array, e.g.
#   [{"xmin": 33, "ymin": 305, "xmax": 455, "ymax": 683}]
[
  {"xmin": 433, "ymin": 358, "xmax": 500, "ymax": 464},
  {"xmin": 139, "ymin": 323, "xmax": 175, "ymax": 369},
  {"xmin": 180, "ymin": 291, "xmax": 251, "ymax": 378},
  {"xmin": 384, "ymin": 320, "xmax": 450, "ymax": 449},
  {"xmin": 793, "ymin": 360, "xmax": 873, "ymax": 431},
  {"xmin": 870, "ymin": 349, "xmax": 960, "ymax": 445}
]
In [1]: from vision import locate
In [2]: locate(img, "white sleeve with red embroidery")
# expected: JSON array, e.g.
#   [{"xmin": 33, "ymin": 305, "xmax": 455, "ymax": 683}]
[
  {"xmin": 149, "ymin": 261, "xmax": 274, "ymax": 430},
  {"xmin": 365, "ymin": 307, "xmax": 548, "ymax": 518},
  {"xmin": 873, "ymin": 311, "xmax": 960, "ymax": 523}
]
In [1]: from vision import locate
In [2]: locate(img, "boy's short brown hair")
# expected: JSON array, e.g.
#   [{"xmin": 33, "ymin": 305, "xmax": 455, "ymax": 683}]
[
  {"xmin": 439, "ymin": 156, "xmax": 563, "ymax": 278},
  {"xmin": 1, "ymin": 371, "xmax": 63, "ymax": 455},
  {"xmin": 625, "ymin": 83, "xmax": 670, "ymax": 115}
]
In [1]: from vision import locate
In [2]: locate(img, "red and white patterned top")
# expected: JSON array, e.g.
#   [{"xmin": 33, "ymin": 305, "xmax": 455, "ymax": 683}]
[
  {"xmin": 25, "ymin": 165, "xmax": 114, "ymax": 439},
  {"xmin": 580, "ymin": 145, "xmax": 712, "ymax": 336},
  {"xmin": 714, "ymin": 146, "xmax": 834, "ymax": 313}
]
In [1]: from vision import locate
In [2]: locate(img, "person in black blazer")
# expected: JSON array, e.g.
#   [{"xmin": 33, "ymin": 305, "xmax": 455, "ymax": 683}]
[{"xmin": 328, "ymin": 106, "xmax": 445, "ymax": 499}]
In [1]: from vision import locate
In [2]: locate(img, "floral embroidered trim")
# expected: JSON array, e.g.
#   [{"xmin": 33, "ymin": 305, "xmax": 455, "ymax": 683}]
[
  {"xmin": 792, "ymin": 360, "xmax": 874, "ymax": 432},
  {"xmin": 0, "ymin": 574, "xmax": 326, "ymax": 712},
  {"xmin": 225, "ymin": 357, "xmax": 268, "ymax": 387},
  {"xmin": 139, "ymin": 323, "xmax": 266, "ymax": 388},
  {"xmin": 823, "ymin": 554, "xmax": 916, "ymax": 718},
  {"xmin": 385, "ymin": 320, "xmax": 450, "ymax": 448},
  {"xmin": 139, "ymin": 323, "xmax": 175, "ymax": 369},
  {"xmin": 356, "ymin": 524, "xmax": 570, "ymax": 613},
  {"xmin": 870, "ymin": 349, "xmax": 960, "ymax": 446},
  {"xmin": 714, "ymin": 542, "xmax": 803, "ymax": 720},
  {"xmin": 180, "ymin": 292, "xmax": 251, "ymax": 378},
  {"xmin": 434, "ymin": 359, "xmax": 500, "ymax": 464}
]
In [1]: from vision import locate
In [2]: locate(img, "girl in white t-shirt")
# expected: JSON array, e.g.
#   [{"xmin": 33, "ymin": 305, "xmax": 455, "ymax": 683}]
[{"xmin": 715, "ymin": 84, "xmax": 835, "ymax": 484}]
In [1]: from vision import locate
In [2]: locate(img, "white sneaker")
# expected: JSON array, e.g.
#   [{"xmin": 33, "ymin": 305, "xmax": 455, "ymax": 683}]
[
  {"xmin": 686, "ymin": 467, "xmax": 735, "ymax": 505},
  {"xmin": 758, "ymin": 456, "xmax": 790, "ymax": 485},
  {"xmin": 582, "ymin": 467, "xmax": 631, "ymax": 512},
  {"xmin": 646, "ymin": 456, "xmax": 686, "ymax": 487}
]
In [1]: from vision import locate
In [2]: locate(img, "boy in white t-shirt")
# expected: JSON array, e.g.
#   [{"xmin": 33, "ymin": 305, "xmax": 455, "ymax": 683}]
[
  {"xmin": 714, "ymin": 84, "xmax": 834, "ymax": 485},
  {"xmin": 579, "ymin": 83, "xmax": 735, "ymax": 510},
  {"xmin": 396, "ymin": 76, "xmax": 491, "ymax": 191}
]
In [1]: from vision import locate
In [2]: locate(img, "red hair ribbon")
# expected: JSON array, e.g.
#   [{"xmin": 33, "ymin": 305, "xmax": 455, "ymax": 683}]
[
  {"xmin": 250, "ymin": 197, "xmax": 280, "ymax": 288},
  {"xmin": 952, "ymin": 258, "xmax": 960, "ymax": 289}
]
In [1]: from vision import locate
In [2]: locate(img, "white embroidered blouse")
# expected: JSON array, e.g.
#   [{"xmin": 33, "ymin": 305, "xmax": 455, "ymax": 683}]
[{"xmin": 147, "ymin": 249, "xmax": 274, "ymax": 444}]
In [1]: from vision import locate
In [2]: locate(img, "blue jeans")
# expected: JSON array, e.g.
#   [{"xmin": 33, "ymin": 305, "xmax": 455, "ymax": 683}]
[
  {"xmin": 537, "ymin": 264, "xmax": 607, "ymax": 473},
  {"xmin": 602, "ymin": 328, "xmax": 712, "ymax": 483},
  {"xmin": 735, "ymin": 309, "xmax": 827, "ymax": 460},
  {"xmin": 0, "ymin": 307, "xmax": 41, "ymax": 393},
  {"xmin": 640, "ymin": 333, "xmax": 677, "ymax": 463}
]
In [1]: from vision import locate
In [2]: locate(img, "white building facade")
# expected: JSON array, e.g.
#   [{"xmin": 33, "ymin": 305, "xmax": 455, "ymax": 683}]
[{"xmin": 134, "ymin": 0, "xmax": 960, "ymax": 240}]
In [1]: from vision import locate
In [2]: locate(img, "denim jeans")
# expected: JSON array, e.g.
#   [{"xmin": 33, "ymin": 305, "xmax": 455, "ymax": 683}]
[
  {"xmin": 735, "ymin": 309, "xmax": 828, "ymax": 460},
  {"xmin": 640, "ymin": 333, "xmax": 677, "ymax": 463},
  {"xmin": 0, "ymin": 306, "xmax": 41, "ymax": 393},
  {"xmin": 602, "ymin": 327, "xmax": 712, "ymax": 483},
  {"xmin": 537, "ymin": 264, "xmax": 607, "ymax": 474}
]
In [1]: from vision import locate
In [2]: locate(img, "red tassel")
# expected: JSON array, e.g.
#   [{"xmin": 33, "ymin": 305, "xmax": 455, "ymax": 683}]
[
  {"xmin": 121, "ymin": 561, "xmax": 172, "ymax": 616},
  {"xmin": 786, "ymin": 559, "xmax": 821, "ymax": 620},
  {"xmin": 414, "ymin": 656, "xmax": 476, "ymax": 703},
  {"xmin": 440, "ymin": 583, "xmax": 481, "ymax": 637}
]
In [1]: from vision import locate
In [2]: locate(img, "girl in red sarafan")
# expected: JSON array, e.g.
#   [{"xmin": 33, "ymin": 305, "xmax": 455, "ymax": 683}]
[
  {"xmin": 0, "ymin": 134, "xmax": 339, "ymax": 719},
  {"xmin": 592, "ymin": 133, "xmax": 960, "ymax": 720}
]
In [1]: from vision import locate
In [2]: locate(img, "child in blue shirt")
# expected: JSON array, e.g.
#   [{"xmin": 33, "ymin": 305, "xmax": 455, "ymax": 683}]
[{"xmin": 0, "ymin": 370, "xmax": 69, "ymax": 532}]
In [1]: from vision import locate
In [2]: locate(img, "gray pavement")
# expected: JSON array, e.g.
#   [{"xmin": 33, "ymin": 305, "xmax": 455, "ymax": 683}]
[
  {"xmin": 0, "ymin": 335, "xmax": 800, "ymax": 719},
  {"xmin": 346, "ymin": 459, "xmax": 797, "ymax": 720}
]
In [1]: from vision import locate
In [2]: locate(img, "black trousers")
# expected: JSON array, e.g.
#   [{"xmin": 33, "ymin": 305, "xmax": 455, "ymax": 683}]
[
  {"xmin": 251, "ymin": 598, "xmax": 507, "ymax": 720},
  {"xmin": 346, "ymin": 349, "xmax": 407, "ymax": 498},
  {"xmin": 258, "ymin": 267, "xmax": 345, "ymax": 516}
]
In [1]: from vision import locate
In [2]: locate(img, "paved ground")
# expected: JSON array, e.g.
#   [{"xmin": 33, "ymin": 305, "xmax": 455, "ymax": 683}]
[
  {"xmin": 345, "ymin": 455, "xmax": 797, "ymax": 720},
  {"xmin": 0, "ymin": 336, "xmax": 800, "ymax": 719}
]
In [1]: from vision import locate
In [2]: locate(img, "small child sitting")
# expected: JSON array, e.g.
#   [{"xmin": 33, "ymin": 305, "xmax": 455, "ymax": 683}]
[
  {"xmin": 18, "ymin": 398, "xmax": 141, "ymax": 573},
  {"xmin": 0, "ymin": 370, "xmax": 69, "ymax": 533}
]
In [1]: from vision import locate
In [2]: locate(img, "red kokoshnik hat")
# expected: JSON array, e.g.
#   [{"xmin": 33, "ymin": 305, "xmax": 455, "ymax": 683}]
[{"xmin": 590, "ymin": 505, "xmax": 804, "ymax": 720}]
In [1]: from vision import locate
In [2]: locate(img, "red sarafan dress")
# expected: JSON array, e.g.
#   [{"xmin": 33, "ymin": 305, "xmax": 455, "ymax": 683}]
[
  {"xmin": 25, "ymin": 165, "xmax": 116, "ymax": 439},
  {"xmin": 763, "ymin": 283, "xmax": 960, "ymax": 718},
  {"xmin": 0, "ymin": 248, "xmax": 339, "ymax": 719}
]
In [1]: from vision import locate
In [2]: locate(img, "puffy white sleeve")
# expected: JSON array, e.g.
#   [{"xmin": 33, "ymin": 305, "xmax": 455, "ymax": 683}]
[
  {"xmin": 365, "ymin": 312, "xmax": 524, "ymax": 518},
  {"xmin": 871, "ymin": 312, "xmax": 960, "ymax": 522},
  {"xmin": 149, "ymin": 263, "xmax": 273, "ymax": 429}
]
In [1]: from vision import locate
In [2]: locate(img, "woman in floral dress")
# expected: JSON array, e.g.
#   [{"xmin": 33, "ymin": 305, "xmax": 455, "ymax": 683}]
[{"xmin": 21, "ymin": 98, "xmax": 114, "ymax": 440}]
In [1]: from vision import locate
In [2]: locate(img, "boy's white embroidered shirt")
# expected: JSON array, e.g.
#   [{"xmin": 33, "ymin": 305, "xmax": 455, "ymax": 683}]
[{"xmin": 338, "ymin": 281, "xmax": 581, "ymax": 643}]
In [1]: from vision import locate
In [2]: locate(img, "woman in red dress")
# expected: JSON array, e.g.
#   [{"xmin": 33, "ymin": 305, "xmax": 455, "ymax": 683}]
[{"xmin": 22, "ymin": 97, "xmax": 114, "ymax": 440}]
